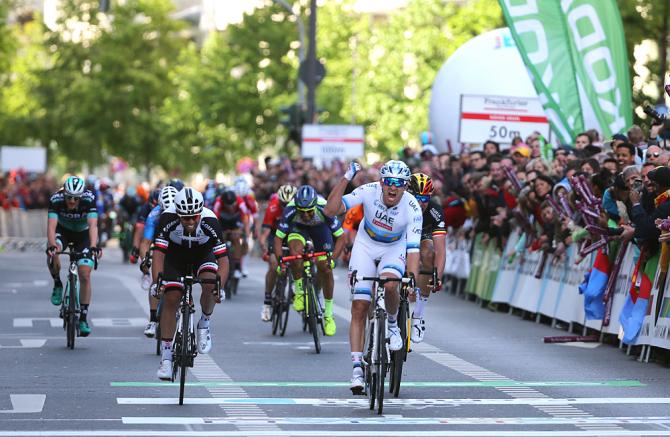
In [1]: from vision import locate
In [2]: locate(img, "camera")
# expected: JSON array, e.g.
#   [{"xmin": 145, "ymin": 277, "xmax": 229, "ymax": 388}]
[{"xmin": 632, "ymin": 179, "xmax": 644, "ymax": 193}]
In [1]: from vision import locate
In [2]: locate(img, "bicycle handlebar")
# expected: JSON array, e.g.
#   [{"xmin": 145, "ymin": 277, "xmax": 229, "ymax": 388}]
[
  {"xmin": 54, "ymin": 249, "xmax": 98, "ymax": 270},
  {"xmin": 280, "ymin": 251, "xmax": 330, "ymax": 264}
]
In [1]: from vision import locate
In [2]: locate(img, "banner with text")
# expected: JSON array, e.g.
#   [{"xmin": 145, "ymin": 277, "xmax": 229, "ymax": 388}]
[{"xmin": 301, "ymin": 125, "xmax": 364, "ymax": 160}]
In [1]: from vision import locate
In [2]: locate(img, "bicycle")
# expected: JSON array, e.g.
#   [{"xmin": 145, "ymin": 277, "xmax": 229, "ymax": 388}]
[
  {"xmin": 52, "ymin": 243, "xmax": 98, "ymax": 350},
  {"xmin": 388, "ymin": 268, "xmax": 435, "ymax": 398},
  {"xmin": 279, "ymin": 249, "xmax": 330, "ymax": 354},
  {"xmin": 350, "ymin": 271, "xmax": 412, "ymax": 415},
  {"xmin": 224, "ymin": 241, "xmax": 239, "ymax": 300},
  {"xmin": 157, "ymin": 270, "xmax": 220, "ymax": 405},
  {"xmin": 271, "ymin": 247, "xmax": 292, "ymax": 337}
]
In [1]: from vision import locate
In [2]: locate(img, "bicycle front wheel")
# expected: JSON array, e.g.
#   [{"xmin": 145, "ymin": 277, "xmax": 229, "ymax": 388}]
[
  {"xmin": 178, "ymin": 307, "xmax": 190, "ymax": 405},
  {"xmin": 306, "ymin": 283, "xmax": 321, "ymax": 354},
  {"xmin": 391, "ymin": 300, "xmax": 409, "ymax": 397},
  {"xmin": 376, "ymin": 312, "xmax": 387, "ymax": 415},
  {"xmin": 66, "ymin": 276, "xmax": 77, "ymax": 349}
]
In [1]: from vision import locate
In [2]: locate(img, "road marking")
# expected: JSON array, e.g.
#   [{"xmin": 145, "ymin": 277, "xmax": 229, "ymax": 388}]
[
  {"xmin": 3, "ymin": 430, "xmax": 670, "ymax": 436},
  {"xmin": 12, "ymin": 318, "xmax": 146, "ymax": 328},
  {"xmin": 0, "ymin": 339, "xmax": 46, "ymax": 349},
  {"xmin": 0, "ymin": 395, "xmax": 46, "ymax": 414},
  {"xmin": 557, "ymin": 342, "xmax": 602, "ymax": 349},
  {"xmin": 116, "ymin": 397, "xmax": 670, "ymax": 406},
  {"xmin": 121, "ymin": 416, "xmax": 670, "ymax": 425},
  {"xmin": 110, "ymin": 380, "xmax": 644, "ymax": 388},
  {"xmin": 242, "ymin": 341, "xmax": 349, "ymax": 346}
]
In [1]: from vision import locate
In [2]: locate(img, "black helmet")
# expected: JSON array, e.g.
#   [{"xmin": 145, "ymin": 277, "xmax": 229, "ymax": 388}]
[
  {"xmin": 168, "ymin": 178, "xmax": 185, "ymax": 191},
  {"xmin": 220, "ymin": 190, "xmax": 237, "ymax": 206},
  {"xmin": 295, "ymin": 185, "xmax": 318, "ymax": 210}
]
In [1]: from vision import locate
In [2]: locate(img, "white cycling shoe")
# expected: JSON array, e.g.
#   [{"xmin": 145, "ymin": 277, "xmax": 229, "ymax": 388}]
[
  {"xmin": 144, "ymin": 321, "xmax": 157, "ymax": 338},
  {"xmin": 197, "ymin": 327, "xmax": 212, "ymax": 354},
  {"xmin": 350, "ymin": 368, "xmax": 365, "ymax": 395},
  {"xmin": 261, "ymin": 304, "xmax": 272, "ymax": 322},
  {"xmin": 388, "ymin": 325, "xmax": 403, "ymax": 351},
  {"xmin": 411, "ymin": 316, "xmax": 425, "ymax": 343},
  {"xmin": 233, "ymin": 270, "xmax": 243, "ymax": 279},
  {"xmin": 157, "ymin": 359, "xmax": 172, "ymax": 381}
]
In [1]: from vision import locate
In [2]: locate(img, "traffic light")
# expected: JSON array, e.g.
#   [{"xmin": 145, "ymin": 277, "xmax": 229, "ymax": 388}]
[{"xmin": 279, "ymin": 103, "xmax": 305, "ymax": 145}]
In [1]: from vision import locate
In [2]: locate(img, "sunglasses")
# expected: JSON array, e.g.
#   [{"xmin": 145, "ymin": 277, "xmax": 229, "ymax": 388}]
[
  {"xmin": 382, "ymin": 177, "xmax": 407, "ymax": 188},
  {"xmin": 65, "ymin": 195, "xmax": 81, "ymax": 202},
  {"xmin": 296, "ymin": 207, "xmax": 315, "ymax": 213},
  {"xmin": 649, "ymin": 152, "xmax": 662, "ymax": 158},
  {"xmin": 178, "ymin": 214, "xmax": 200, "ymax": 221},
  {"xmin": 414, "ymin": 194, "xmax": 431, "ymax": 203}
]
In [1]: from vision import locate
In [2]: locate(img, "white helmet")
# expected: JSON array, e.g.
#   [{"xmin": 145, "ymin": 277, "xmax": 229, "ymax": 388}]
[
  {"xmin": 64, "ymin": 176, "xmax": 86, "ymax": 197},
  {"xmin": 277, "ymin": 184, "xmax": 297, "ymax": 204},
  {"xmin": 159, "ymin": 186, "xmax": 178, "ymax": 210},
  {"xmin": 174, "ymin": 187, "xmax": 204, "ymax": 216},
  {"xmin": 234, "ymin": 180, "xmax": 250, "ymax": 196},
  {"xmin": 379, "ymin": 160, "xmax": 411, "ymax": 181}
]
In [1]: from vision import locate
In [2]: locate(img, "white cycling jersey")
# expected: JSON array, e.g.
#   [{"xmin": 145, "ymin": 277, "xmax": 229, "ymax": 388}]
[
  {"xmin": 342, "ymin": 182, "xmax": 423, "ymax": 301},
  {"xmin": 342, "ymin": 182, "xmax": 422, "ymax": 252}
]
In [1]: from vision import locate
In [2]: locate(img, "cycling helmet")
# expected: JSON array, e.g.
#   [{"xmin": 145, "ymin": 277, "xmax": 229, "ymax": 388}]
[
  {"xmin": 408, "ymin": 173, "xmax": 434, "ymax": 196},
  {"xmin": 175, "ymin": 187, "xmax": 204, "ymax": 216},
  {"xmin": 63, "ymin": 176, "xmax": 85, "ymax": 197},
  {"xmin": 167, "ymin": 178, "xmax": 184, "ymax": 191},
  {"xmin": 379, "ymin": 160, "xmax": 411, "ymax": 181},
  {"xmin": 220, "ymin": 189, "xmax": 237, "ymax": 206},
  {"xmin": 159, "ymin": 186, "xmax": 178, "ymax": 210},
  {"xmin": 277, "ymin": 184, "xmax": 297, "ymax": 204},
  {"xmin": 149, "ymin": 188, "xmax": 161, "ymax": 206},
  {"xmin": 295, "ymin": 185, "xmax": 318, "ymax": 210},
  {"xmin": 234, "ymin": 180, "xmax": 250, "ymax": 196}
]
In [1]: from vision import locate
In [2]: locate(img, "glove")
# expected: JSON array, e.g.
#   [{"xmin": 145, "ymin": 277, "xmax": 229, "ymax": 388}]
[
  {"xmin": 150, "ymin": 283, "xmax": 160, "ymax": 298},
  {"xmin": 129, "ymin": 247, "xmax": 140, "ymax": 264},
  {"xmin": 344, "ymin": 162, "xmax": 362, "ymax": 181},
  {"xmin": 46, "ymin": 246, "xmax": 57, "ymax": 257},
  {"xmin": 90, "ymin": 247, "xmax": 102, "ymax": 258}
]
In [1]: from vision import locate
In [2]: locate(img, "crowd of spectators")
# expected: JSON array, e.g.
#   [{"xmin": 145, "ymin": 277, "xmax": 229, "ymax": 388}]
[{"xmin": 0, "ymin": 170, "xmax": 59, "ymax": 210}]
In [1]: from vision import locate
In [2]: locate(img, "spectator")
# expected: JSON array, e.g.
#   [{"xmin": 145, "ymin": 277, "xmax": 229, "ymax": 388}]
[
  {"xmin": 616, "ymin": 143, "xmax": 636, "ymax": 170},
  {"xmin": 483, "ymin": 140, "xmax": 500, "ymax": 157},
  {"xmin": 574, "ymin": 132, "xmax": 592, "ymax": 151}
]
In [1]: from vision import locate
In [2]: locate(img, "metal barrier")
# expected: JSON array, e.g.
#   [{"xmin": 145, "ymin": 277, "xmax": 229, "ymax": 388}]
[{"xmin": 0, "ymin": 209, "xmax": 47, "ymax": 251}]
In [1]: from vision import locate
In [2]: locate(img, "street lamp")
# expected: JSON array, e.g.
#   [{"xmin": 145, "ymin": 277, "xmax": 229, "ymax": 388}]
[{"xmin": 272, "ymin": 0, "xmax": 305, "ymax": 109}]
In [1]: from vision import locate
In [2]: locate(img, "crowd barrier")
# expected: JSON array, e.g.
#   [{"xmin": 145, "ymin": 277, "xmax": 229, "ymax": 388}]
[
  {"xmin": 0, "ymin": 209, "xmax": 47, "ymax": 251},
  {"xmin": 461, "ymin": 230, "xmax": 670, "ymax": 357}
]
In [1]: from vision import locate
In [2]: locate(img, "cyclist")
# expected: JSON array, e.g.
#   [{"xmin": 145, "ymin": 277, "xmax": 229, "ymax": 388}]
[
  {"xmin": 213, "ymin": 189, "xmax": 248, "ymax": 279},
  {"xmin": 129, "ymin": 186, "xmax": 156, "ymax": 264},
  {"xmin": 46, "ymin": 176, "xmax": 102, "ymax": 337},
  {"xmin": 259, "ymin": 184, "xmax": 297, "ymax": 321},
  {"xmin": 139, "ymin": 185, "xmax": 179, "ymax": 338},
  {"xmin": 407, "ymin": 173, "xmax": 446, "ymax": 343},
  {"xmin": 324, "ymin": 160, "xmax": 422, "ymax": 394},
  {"xmin": 234, "ymin": 178, "xmax": 258, "ymax": 277},
  {"xmin": 151, "ymin": 188, "xmax": 228, "ymax": 381},
  {"xmin": 273, "ymin": 185, "xmax": 345, "ymax": 336}
]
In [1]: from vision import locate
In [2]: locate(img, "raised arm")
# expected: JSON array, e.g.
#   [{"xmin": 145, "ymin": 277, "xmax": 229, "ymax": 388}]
[{"xmin": 325, "ymin": 162, "xmax": 361, "ymax": 217}]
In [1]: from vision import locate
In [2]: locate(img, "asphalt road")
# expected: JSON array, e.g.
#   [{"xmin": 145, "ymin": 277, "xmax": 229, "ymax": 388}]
[{"xmin": 1, "ymin": 246, "xmax": 670, "ymax": 436}]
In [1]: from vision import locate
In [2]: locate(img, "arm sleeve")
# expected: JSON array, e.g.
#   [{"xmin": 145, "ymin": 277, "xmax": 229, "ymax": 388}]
[
  {"xmin": 406, "ymin": 200, "xmax": 423, "ymax": 253},
  {"xmin": 431, "ymin": 206, "xmax": 447, "ymax": 237},
  {"xmin": 274, "ymin": 207, "xmax": 294, "ymax": 240},
  {"xmin": 85, "ymin": 198, "xmax": 98, "ymax": 220},
  {"xmin": 47, "ymin": 195, "xmax": 58, "ymax": 219},
  {"xmin": 204, "ymin": 218, "xmax": 228, "ymax": 259},
  {"xmin": 153, "ymin": 214, "xmax": 172, "ymax": 253},
  {"xmin": 327, "ymin": 212, "xmax": 344, "ymax": 238},
  {"xmin": 142, "ymin": 206, "xmax": 161, "ymax": 240},
  {"xmin": 262, "ymin": 202, "xmax": 280, "ymax": 228},
  {"xmin": 342, "ymin": 183, "xmax": 374, "ymax": 211}
]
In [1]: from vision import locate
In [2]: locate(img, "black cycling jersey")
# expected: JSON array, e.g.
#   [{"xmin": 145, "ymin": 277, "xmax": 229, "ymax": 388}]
[
  {"xmin": 47, "ymin": 190, "xmax": 98, "ymax": 232},
  {"xmin": 153, "ymin": 207, "xmax": 228, "ymax": 259},
  {"xmin": 421, "ymin": 199, "xmax": 447, "ymax": 241},
  {"xmin": 219, "ymin": 210, "xmax": 243, "ymax": 231}
]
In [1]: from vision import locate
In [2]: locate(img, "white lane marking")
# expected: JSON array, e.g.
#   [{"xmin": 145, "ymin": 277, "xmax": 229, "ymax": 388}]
[
  {"xmin": 0, "ymin": 339, "xmax": 46, "ymax": 349},
  {"xmin": 242, "ymin": 341, "xmax": 349, "ymax": 346},
  {"xmin": 3, "ymin": 430, "xmax": 670, "ymax": 436},
  {"xmin": 12, "ymin": 318, "xmax": 146, "ymax": 328},
  {"xmin": 121, "ymin": 416, "xmax": 670, "ymax": 425},
  {"xmin": 0, "ymin": 395, "xmax": 46, "ymax": 414},
  {"xmin": 557, "ymin": 342, "xmax": 602, "ymax": 349},
  {"xmin": 13, "ymin": 318, "xmax": 61, "ymax": 328},
  {"xmin": 116, "ymin": 397, "xmax": 670, "ymax": 406}
]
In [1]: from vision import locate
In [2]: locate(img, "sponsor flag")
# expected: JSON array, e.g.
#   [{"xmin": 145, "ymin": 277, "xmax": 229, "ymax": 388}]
[
  {"xmin": 499, "ymin": 0, "xmax": 632, "ymax": 142},
  {"xmin": 582, "ymin": 248, "xmax": 609, "ymax": 320}
]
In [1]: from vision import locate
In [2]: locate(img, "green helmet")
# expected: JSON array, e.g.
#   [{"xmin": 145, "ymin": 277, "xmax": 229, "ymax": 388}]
[{"xmin": 63, "ymin": 176, "xmax": 85, "ymax": 197}]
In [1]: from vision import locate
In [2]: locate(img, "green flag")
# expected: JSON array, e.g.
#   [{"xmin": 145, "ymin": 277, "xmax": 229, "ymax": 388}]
[{"xmin": 499, "ymin": 0, "xmax": 632, "ymax": 143}]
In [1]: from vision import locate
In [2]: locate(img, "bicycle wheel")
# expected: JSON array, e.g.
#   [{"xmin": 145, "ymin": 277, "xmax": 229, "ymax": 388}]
[
  {"xmin": 155, "ymin": 322, "xmax": 161, "ymax": 356},
  {"xmin": 178, "ymin": 304, "xmax": 190, "ymax": 405},
  {"xmin": 225, "ymin": 277, "xmax": 233, "ymax": 301},
  {"xmin": 366, "ymin": 319, "xmax": 376, "ymax": 409},
  {"xmin": 66, "ymin": 275, "xmax": 77, "ymax": 349},
  {"xmin": 306, "ymin": 282, "xmax": 321, "ymax": 354},
  {"xmin": 376, "ymin": 312, "xmax": 387, "ymax": 415},
  {"xmin": 391, "ymin": 300, "xmax": 408, "ymax": 397},
  {"xmin": 271, "ymin": 277, "xmax": 284, "ymax": 335}
]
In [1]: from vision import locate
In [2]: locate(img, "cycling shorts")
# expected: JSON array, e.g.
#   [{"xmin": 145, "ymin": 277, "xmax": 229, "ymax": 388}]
[
  {"xmin": 55, "ymin": 224, "xmax": 94, "ymax": 267},
  {"xmin": 348, "ymin": 236, "xmax": 406, "ymax": 302},
  {"xmin": 162, "ymin": 251, "xmax": 218, "ymax": 292},
  {"xmin": 286, "ymin": 222, "xmax": 333, "ymax": 254}
]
